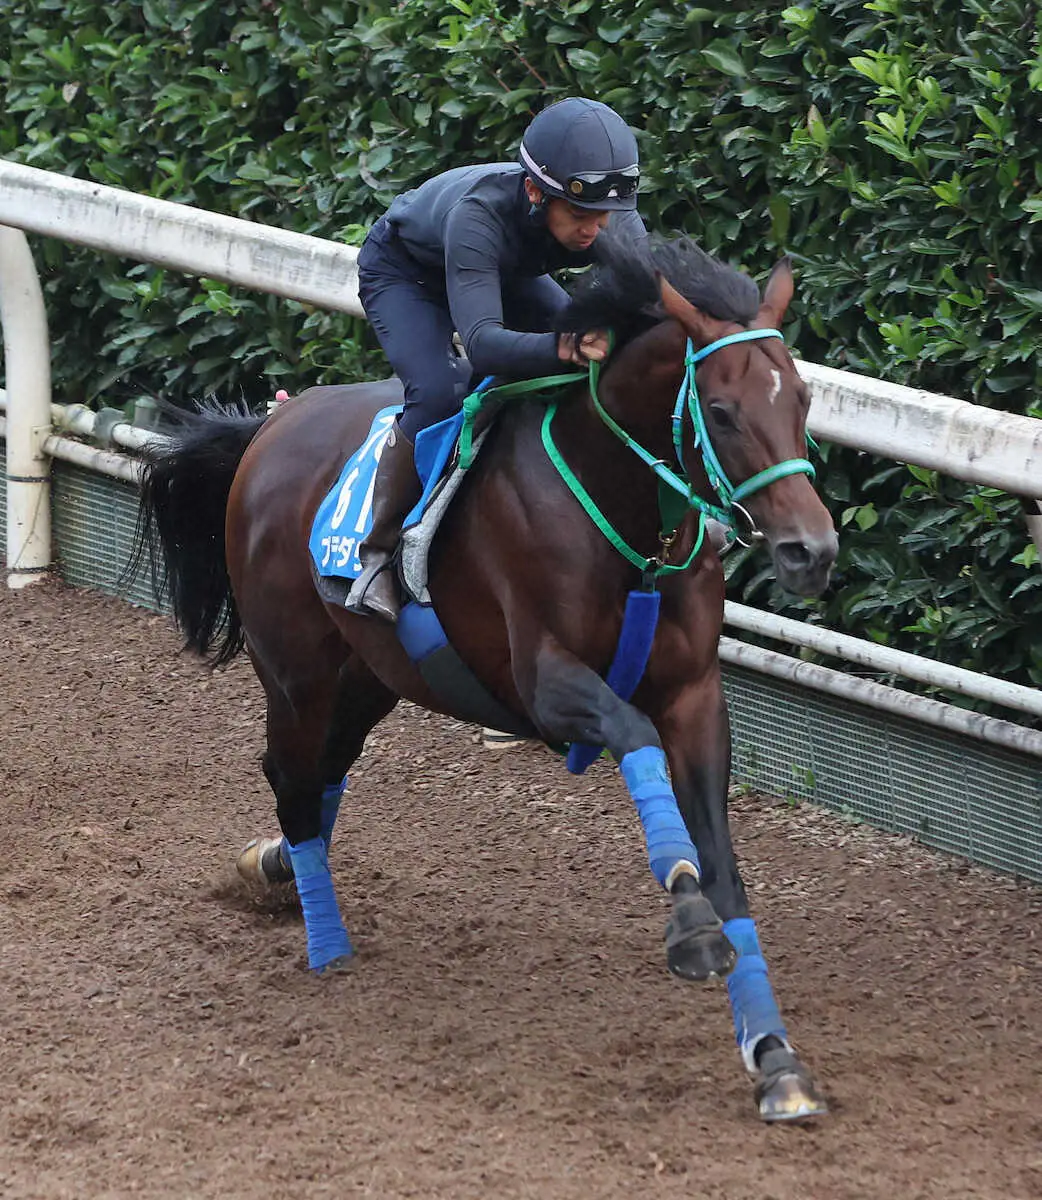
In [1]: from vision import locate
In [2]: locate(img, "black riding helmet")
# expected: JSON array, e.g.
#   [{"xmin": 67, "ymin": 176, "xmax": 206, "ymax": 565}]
[{"xmin": 519, "ymin": 97, "xmax": 639, "ymax": 212}]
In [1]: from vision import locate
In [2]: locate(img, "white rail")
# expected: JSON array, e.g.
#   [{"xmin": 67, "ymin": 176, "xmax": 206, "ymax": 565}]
[
  {"xmin": 0, "ymin": 392, "xmax": 162, "ymax": 456},
  {"xmin": 0, "ymin": 161, "xmax": 362, "ymax": 314},
  {"xmin": 2, "ymin": 160, "xmax": 1039, "ymax": 493},
  {"xmin": 0, "ymin": 413, "xmax": 141, "ymax": 485},
  {"xmin": 724, "ymin": 601, "xmax": 1042, "ymax": 719},
  {"xmin": 720, "ymin": 639, "xmax": 1042, "ymax": 759},
  {"xmin": 797, "ymin": 361, "xmax": 1042, "ymax": 495}
]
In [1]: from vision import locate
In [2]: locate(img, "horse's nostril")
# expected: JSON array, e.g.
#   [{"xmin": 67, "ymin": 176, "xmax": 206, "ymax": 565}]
[{"xmin": 776, "ymin": 541, "xmax": 812, "ymax": 572}]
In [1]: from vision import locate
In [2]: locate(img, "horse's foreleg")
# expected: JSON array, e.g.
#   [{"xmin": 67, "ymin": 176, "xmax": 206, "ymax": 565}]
[
  {"xmin": 517, "ymin": 637, "xmax": 736, "ymax": 978},
  {"xmin": 662, "ymin": 676, "xmax": 827, "ymax": 1122}
]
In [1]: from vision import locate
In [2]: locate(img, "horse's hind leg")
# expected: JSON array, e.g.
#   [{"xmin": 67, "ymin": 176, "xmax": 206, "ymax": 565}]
[
  {"xmin": 244, "ymin": 654, "xmax": 399, "ymax": 880},
  {"xmin": 315, "ymin": 656, "xmax": 398, "ymax": 846},
  {"xmin": 239, "ymin": 651, "xmax": 397, "ymax": 973}
]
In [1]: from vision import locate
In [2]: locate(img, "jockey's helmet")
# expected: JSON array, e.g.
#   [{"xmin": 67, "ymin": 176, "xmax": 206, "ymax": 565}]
[{"xmin": 519, "ymin": 98, "xmax": 639, "ymax": 212}]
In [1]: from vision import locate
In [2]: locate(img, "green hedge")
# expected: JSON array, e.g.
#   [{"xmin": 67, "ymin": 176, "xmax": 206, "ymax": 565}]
[{"xmin": 1, "ymin": 0, "xmax": 1039, "ymax": 694}]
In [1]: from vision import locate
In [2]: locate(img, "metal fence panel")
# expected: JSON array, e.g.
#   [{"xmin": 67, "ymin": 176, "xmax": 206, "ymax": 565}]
[
  {"xmin": 725, "ymin": 667, "xmax": 1042, "ymax": 881},
  {"xmin": 50, "ymin": 459, "xmax": 159, "ymax": 610}
]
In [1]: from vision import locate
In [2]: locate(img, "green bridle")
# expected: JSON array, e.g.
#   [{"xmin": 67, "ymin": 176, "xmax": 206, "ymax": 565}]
[
  {"xmin": 541, "ymin": 327, "xmax": 816, "ymax": 580},
  {"xmin": 675, "ymin": 328, "xmax": 815, "ymax": 508}
]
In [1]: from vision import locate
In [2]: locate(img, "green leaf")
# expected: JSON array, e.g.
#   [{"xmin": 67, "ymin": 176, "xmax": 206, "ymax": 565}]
[
  {"xmin": 566, "ymin": 48, "xmax": 601, "ymax": 72},
  {"xmin": 855, "ymin": 505, "xmax": 880, "ymax": 531},
  {"xmin": 364, "ymin": 145, "xmax": 393, "ymax": 173},
  {"xmin": 596, "ymin": 21, "xmax": 628, "ymax": 44},
  {"xmin": 1005, "ymin": 286, "xmax": 1042, "ymax": 311},
  {"xmin": 702, "ymin": 41, "xmax": 746, "ymax": 77}
]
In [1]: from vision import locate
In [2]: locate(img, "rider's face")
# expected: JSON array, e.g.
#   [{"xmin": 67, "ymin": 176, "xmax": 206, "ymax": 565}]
[
  {"xmin": 547, "ymin": 199, "xmax": 611, "ymax": 251},
  {"xmin": 525, "ymin": 180, "xmax": 611, "ymax": 252}
]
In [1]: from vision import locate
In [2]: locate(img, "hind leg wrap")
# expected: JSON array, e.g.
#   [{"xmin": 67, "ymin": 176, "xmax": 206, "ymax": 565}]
[
  {"xmin": 251, "ymin": 775, "xmax": 344, "ymax": 885},
  {"xmin": 286, "ymin": 837, "xmax": 353, "ymax": 971},
  {"xmin": 320, "ymin": 776, "xmax": 347, "ymax": 849}
]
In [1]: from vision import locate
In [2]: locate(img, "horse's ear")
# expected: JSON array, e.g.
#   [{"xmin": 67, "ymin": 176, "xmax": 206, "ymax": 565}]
[
  {"xmin": 658, "ymin": 272, "xmax": 717, "ymax": 344},
  {"xmin": 756, "ymin": 256, "xmax": 794, "ymax": 328}
]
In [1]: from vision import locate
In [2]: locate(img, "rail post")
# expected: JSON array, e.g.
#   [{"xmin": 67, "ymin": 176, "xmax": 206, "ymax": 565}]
[{"xmin": 0, "ymin": 225, "xmax": 52, "ymax": 588}]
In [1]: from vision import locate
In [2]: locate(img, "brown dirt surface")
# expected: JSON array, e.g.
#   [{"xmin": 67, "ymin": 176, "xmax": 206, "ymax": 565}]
[{"xmin": 1, "ymin": 577, "xmax": 1041, "ymax": 1200}]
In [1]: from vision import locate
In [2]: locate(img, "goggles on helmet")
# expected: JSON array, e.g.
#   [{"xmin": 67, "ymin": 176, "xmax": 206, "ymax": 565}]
[
  {"xmin": 520, "ymin": 143, "xmax": 639, "ymax": 205},
  {"xmin": 563, "ymin": 166, "xmax": 640, "ymax": 202}
]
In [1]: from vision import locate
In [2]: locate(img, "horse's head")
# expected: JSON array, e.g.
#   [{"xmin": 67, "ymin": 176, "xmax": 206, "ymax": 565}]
[
  {"xmin": 561, "ymin": 233, "xmax": 837, "ymax": 595},
  {"xmin": 655, "ymin": 259, "xmax": 837, "ymax": 596}
]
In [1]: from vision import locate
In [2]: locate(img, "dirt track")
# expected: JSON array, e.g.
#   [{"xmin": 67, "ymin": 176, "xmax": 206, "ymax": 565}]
[{"xmin": 2, "ymin": 578, "xmax": 1041, "ymax": 1199}]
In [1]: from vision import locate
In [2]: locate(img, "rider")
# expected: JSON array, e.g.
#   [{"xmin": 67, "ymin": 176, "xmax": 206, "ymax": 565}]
[{"xmin": 346, "ymin": 96, "xmax": 647, "ymax": 621}]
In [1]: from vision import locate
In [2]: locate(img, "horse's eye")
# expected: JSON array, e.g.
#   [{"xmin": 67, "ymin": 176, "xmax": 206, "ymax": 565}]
[{"xmin": 708, "ymin": 402, "xmax": 738, "ymax": 432}]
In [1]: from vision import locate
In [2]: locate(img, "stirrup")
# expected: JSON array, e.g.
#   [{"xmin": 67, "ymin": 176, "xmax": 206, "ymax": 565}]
[{"xmin": 345, "ymin": 559, "xmax": 400, "ymax": 621}]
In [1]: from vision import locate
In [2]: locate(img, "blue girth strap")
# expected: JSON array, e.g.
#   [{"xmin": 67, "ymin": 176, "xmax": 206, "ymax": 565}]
[
  {"xmin": 567, "ymin": 588, "xmax": 661, "ymax": 775},
  {"xmin": 397, "ymin": 601, "xmax": 537, "ymax": 736}
]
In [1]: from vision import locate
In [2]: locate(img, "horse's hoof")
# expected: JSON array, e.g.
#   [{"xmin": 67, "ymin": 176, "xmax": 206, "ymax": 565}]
[
  {"xmin": 665, "ymin": 894, "xmax": 737, "ymax": 981},
  {"xmin": 481, "ymin": 727, "xmax": 527, "ymax": 750},
  {"xmin": 312, "ymin": 953, "xmax": 354, "ymax": 976},
  {"xmin": 756, "ymin": 1050, "xmax": 828, "ymax": 1123},
  {"xmin": 237, "ymin": 836, "xmax": 293, "ymax": 886},
  {"xmin": 666, "ymin": 927, "xmax": 738, "ymax": 981}
]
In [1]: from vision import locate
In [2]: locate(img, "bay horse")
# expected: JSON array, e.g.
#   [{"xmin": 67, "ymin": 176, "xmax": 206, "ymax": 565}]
[{"xmin": 134, "ymin": 233, "xmax": 838, "ymax": 1122}]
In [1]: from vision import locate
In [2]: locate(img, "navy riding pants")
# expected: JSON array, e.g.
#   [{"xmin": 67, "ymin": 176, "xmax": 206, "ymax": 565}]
[{"xmin": 357, "ymin": 217, "xmax": 569, "ymax": 440}]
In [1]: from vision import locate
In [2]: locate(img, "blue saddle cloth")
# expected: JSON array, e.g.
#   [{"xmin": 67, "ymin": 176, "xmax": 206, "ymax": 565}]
[{"xmin": 309, "ymin": 404, "xmax": 468, "ymax": 580}]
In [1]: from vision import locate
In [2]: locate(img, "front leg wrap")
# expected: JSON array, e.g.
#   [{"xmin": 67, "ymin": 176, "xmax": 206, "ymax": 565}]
[
  {"xmin": 721, "ymin": 917, "xmax": 789, "ymax": 1071},
  {"xmin": 619, "ymin": 746, "xmax": 701, "ymax": 887},
  {"xmin": 285, "ymin": 837, "xmax": 353, "ymax": 972}
]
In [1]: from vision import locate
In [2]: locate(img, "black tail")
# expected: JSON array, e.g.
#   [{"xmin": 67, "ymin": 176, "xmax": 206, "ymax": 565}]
[{"xmin": 130, "ymin": 401, "xmax": 266, "ymax": 665}]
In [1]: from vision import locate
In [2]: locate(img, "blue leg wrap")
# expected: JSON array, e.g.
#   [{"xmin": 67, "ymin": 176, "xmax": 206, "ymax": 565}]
[
  {"xmin": 722, "ymin": 917, "xmax": 787, "ymax": 1065},
  {"xmin": 320, "ymin": 775, "xmax": 347, "ymax": 850},
  {"xmin": 285, "ymin": 837, "xmax": 353, "ymax": 971},
  {"xmin": 620, "ymin": 746, "xmax": 701, "ymax": 888}
]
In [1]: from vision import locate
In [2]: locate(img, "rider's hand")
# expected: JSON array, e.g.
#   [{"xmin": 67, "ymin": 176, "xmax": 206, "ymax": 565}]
[{"xmin": 557, "ymin": 329, "xmax": 610, "ymax": 367}]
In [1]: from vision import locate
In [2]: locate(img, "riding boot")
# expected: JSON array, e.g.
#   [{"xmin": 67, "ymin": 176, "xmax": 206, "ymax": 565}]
[{"xmin": 344, "ymin": 421, "xmax": 419, "ymax": 622}]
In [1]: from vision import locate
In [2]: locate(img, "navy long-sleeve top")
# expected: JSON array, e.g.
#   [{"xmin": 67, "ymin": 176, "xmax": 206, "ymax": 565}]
[{"xmin": 385, "ymin": 163, "xmax": 647, "ymax": 377}]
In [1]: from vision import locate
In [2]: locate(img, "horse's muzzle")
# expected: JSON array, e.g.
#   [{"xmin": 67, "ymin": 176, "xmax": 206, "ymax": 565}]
[{"xmin": 772, "ymin": 530, "xmax": 839, "ymax": 596}]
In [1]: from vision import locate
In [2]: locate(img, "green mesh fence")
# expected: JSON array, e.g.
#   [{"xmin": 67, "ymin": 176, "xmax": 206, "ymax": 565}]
[
  {"xmin": 2, "ymin": 443, "xmax": 1040, "ymax": 882},
  {"xmin": 723, "ymin": 668, "xmax": 1042, "ymax": 881},
  {"xmin": 50, "ymin": 459, "xmax": 160, "ymax": 609}
]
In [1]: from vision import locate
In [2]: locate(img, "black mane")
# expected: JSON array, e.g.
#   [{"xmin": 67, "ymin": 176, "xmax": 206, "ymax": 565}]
[{"xmin": 557, "ymin": 228, "xmax": 760, "ymax": 344}]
